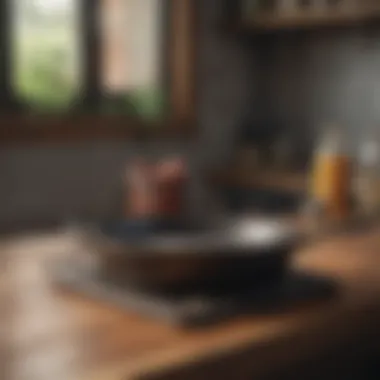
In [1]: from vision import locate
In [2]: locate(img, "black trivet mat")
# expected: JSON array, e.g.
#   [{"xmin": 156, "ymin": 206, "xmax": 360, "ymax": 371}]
[{"xmin": 50, "ymin": 261, "xmax": 338, "ymax": 328}]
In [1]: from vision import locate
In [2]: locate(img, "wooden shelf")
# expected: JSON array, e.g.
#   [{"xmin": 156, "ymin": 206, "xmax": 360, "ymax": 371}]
[
  {"xmin": 211, "ymin": 168, "xmax": 307, "ymax": 194},
  {"xmin": 242, "ymin": 8, "xmax": 380, "ymax": 32}
]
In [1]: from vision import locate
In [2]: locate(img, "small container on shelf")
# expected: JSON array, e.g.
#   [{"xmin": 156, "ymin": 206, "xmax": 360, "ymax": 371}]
[
  {"xmin": 124, "ymin": 157, "xmax": 188, "ymax": 222},
  {"xmin": 155, "ymin": 157, "xmax": 188, "ymax": 220},
  {"xmin": 354, "ymin": 130, "xmax": 380, "ymax": 218},
  {"xmin": 125, "ymin": 158, "xmax": 156, "ymax": 219},
  {"xmin": 307, "ymin": 123, "xmax": 352, "ymax": 223}
]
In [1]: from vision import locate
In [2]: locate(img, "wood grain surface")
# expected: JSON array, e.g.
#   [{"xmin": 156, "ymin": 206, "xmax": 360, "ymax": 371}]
[{"xmin": 1, "ymin": 226, "xmax": 380, "ymax": 380}]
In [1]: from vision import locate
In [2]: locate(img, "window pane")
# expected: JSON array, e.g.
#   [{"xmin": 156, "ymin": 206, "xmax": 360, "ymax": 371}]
[
  {"xmin": 99, "ymin": 0, "xmax": 166, "ymax": 120},
  {"xmin": 12, "ymin": 0, "xmax": 81, "ymax": 112}
]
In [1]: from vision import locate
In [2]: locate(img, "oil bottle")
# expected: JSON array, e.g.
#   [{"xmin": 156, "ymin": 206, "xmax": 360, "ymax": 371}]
[
  {"xmin": 354, "ymin": 129, "xmax": 380, "ymax": 217},
  {"xmin": 308, "ymin": 124, "xmax": 352, "ymax": 221}
]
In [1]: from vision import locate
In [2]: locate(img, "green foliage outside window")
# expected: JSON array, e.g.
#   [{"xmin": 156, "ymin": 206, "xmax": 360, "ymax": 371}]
[{"xmin": 14, "ymin": 0, "xmax": 166, "ymax": 119}]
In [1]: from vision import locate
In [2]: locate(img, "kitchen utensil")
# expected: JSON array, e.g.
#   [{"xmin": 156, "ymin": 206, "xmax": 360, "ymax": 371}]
[{"xmin": 82, "ymin": 216, "xmax": 302, "ymax": 292}]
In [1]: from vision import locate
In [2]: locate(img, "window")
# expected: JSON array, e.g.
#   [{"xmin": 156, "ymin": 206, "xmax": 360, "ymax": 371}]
[
  {"xmin": 13, "ymin": 0, "xmax": 81, "ymax": 112},
  {"xmin": 99, "ymin": 0, "xmax": 165, "ymax": 120},
  {"xmin": 1, "ymin": 0, "xmax": 196, "ymax": 142}
]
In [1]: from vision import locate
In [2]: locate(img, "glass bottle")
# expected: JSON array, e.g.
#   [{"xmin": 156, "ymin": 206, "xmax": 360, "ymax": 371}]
[
  {"xmin": 354, "ymin": 130, "xmax": 380, "ymax": 217},
  {"xmin": 308, "ymin": 124, "xmax": 352, "ymax": 221}
]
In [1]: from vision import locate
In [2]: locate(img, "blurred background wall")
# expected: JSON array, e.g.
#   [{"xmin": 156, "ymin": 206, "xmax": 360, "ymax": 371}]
[
  {"xmin": 0, "ymin": 0, "xmax": 254, "ymax": 228},
  {"xmin": 2, "ymin": 1, "xmax": 380, "ymax": 229}
]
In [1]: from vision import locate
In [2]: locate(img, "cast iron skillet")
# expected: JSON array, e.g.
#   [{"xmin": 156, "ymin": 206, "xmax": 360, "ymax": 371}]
[{"xmin": 83, "ymin": 216, "xmax": 302, "ymax": 292}]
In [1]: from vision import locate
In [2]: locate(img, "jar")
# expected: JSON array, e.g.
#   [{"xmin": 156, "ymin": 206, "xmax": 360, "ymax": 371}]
[
  {"xmin": 125, "ymin": 157, "xmax": 187, "ymax": 220},
  {"xmin": 155, "ymin": 158, "xmax": 187, "ymax": 219},
  {"xmin": 125, "ymin": 159, "xmax": 156, "ymax": 219},
  {"xmin": 309, "ymin": 124, "xmax": 352, "ymax": 220},
  {"xmin": 354, "ymin": 132, "xmax": 380, "ymax": 217}
]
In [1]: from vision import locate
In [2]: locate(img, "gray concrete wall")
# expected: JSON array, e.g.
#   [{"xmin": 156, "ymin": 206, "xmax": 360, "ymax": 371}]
[
  {"xmin": 0, "ymin": 0, "xmax": 254, "ymax": 228},
  {"xmin": 261, "ymin": 28, "xmax": 380, "ymax": 155}
]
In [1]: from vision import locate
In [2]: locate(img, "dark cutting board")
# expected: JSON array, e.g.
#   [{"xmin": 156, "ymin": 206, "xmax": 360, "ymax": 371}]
[{"xmin": 50, "ymin": 259, "xmax": 337, "ymax": 328}]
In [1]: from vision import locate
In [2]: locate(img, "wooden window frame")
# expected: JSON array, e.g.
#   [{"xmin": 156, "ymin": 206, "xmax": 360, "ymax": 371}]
[{"xmin": 0, "ymin": 0, "xmax": 197, "ymax": 144}]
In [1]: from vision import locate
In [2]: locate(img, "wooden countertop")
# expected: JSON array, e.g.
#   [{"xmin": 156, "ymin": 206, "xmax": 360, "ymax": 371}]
[{"xmin": 2, "ymin": 226, "xmax": 380, "ymax": 380}]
